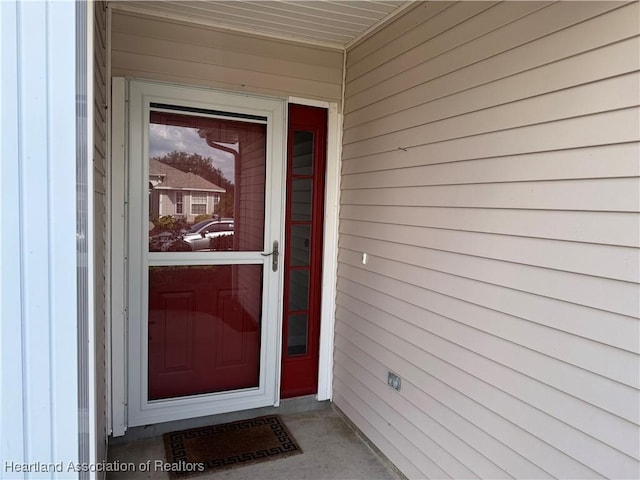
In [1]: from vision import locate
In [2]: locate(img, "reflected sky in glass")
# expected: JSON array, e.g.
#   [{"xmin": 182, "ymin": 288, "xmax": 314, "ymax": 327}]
[{"xmin": 149, "ymin": 123, "xmax": 236, "ymax": 182}]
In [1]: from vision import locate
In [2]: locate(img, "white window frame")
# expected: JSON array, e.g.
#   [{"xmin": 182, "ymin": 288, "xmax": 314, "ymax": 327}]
[
  {"xmin": 175, "ymin": 191, "xmax": 183, "ymax": 215},
  {"xmin": 190, "ymin": 192, "xmax": 207, "ymax": 215}
]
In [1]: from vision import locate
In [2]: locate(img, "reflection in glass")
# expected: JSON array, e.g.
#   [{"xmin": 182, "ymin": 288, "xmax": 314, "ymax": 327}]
[
  {"xmin": 147, "ymin": 110, "xmax": 266, "ymax": 252},
  {"xmin": 289, "ymin": 270, "xmax": 309, "ymax": 311},
  {"xmin": 290, "ymin": 225, "xmax": 311, "ymax": 266},
  {"xmin": 292, "ymin": 131, "xmax": 313, "ymax": 175},
  {"xmin": 148, "ymin": 264, "xmax": 263, "ymax": 400},
  {"xmin": 291, "ymin": 178, "xmax": 312, "ymax": 222},
  {"xmin": 287, "ymin": 314, "xmax": 308, "ymax": 356},
  {"xmin": 285, "ymin": 129, "xmax": 316, "ymax": 360}
]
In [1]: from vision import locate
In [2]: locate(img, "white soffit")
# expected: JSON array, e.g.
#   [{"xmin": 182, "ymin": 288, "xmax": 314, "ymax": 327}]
[{"xmin": 109, "ymin": 1, "xmax": 416, "ymax": 50}]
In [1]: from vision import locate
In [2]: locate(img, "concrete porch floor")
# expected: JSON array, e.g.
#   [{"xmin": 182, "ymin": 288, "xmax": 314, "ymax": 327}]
[{"xmin": 107, "ymin": 406, "xmax": 400, "ymax": 480}]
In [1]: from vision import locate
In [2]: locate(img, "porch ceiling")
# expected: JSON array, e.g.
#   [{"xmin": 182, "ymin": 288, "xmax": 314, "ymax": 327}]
[{"xmin": 109, "ymin": 1, "xmax": 414, "ymax": 49}]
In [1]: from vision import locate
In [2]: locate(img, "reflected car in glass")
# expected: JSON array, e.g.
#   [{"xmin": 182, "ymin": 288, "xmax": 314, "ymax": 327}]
[
  {"xmin": 150, "ymin": 218, "xmax": 234, "ymax": 252},
  {"xmin": 181, "ymin": 218, "xmax": 234, "ymax": 251}
]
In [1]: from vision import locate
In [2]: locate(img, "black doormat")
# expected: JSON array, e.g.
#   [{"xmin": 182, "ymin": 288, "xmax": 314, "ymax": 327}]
[{"xmin": 163, "ymin": 415, "xmax": 303, "ymax": 479}]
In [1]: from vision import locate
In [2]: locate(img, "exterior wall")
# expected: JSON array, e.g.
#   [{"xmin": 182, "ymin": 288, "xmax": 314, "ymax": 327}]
[
  {"xmin": 159, "ymin": 191, "xmax": 174, "ymax": 217},
  {"xmin": 110, "ymin": 10, "xmax": 343, "ymax": 102},
  {"xmin": 157, "ymin": 191, "xmax": 221, "ymax": 222},
  {"xmin": 335, "ymin": 2, "xmax": 640, "ymax": 479},
  {"xmin": 0, "ymin": 0, "xmax": 80, "ymax": 471},
  {"xmin": 94, "ymin": 0, "xmax": 109, "ymax": 470}
]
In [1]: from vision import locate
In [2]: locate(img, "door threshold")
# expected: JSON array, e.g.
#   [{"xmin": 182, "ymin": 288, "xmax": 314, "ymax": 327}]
[{"xmin": 109, "ymin": 396, "xmax": 330, "ymax": 445}]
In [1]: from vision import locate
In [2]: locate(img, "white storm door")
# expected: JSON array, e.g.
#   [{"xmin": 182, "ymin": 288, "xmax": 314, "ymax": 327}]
[{"xmin": 126, "ymin": 80, "xmax": 285, "ymax": 427}]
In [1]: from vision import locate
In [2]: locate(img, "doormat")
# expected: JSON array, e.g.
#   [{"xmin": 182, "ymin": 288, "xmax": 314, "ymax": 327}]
[{"xmin": 163, "ymin": 415, "xmax": 303, "ymax": 479}]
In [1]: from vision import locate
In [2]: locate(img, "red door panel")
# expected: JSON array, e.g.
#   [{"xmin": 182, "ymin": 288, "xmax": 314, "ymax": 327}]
[{"xmin": 148, "ymin": 265, "xmax": 262, "ymax": 400}]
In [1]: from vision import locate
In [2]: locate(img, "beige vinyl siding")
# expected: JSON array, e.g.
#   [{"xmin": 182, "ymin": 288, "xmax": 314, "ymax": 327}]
[
  {"xmin": 93, "ymin": 0, "xmax": 108, "ymax": 472},
  {"xmin": 336, "ymin": 2, "xmax": 640, "ymax": 479},
  {"xmin": 110, "ymin": 10, "xmax": 343, "ymax": 102}
]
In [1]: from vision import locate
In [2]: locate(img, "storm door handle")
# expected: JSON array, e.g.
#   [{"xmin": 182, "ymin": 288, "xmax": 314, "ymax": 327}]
[{"xmin": 261, "ymin": 240, "xmax": 279, "ymax": 272}]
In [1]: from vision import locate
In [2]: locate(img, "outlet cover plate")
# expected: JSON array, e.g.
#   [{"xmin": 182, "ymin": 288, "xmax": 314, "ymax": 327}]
[{"xmin": 388, "ymin": 372, "xmax": 401, "ymax": 391}]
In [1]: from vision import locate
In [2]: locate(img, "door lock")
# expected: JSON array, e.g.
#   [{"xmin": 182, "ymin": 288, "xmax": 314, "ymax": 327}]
[{"xmin": 261, "ymin": 240, "xmax": 279, "ymax": 272}]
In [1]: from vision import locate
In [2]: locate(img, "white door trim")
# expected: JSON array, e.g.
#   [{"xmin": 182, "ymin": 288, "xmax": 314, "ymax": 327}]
[
  {"xmin": 125, "ymin": 80, "xmax": 286, "ymax": 427},
  {"xmin": 319, "ymin": 101, "xmax": 341, "ymax": 402}
]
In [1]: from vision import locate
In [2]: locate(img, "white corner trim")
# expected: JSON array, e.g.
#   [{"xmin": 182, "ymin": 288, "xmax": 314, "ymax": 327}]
[
  {"xmin": 109, "ymin": 77, "xmax": 128, "ymax": 437},
  {"xmin": 105, "ymin": 1, "xmax": 114, "ymax": 439},
  {"xmin": 317, "ymin": 101, "xmax": 342, "ymax": 402}
]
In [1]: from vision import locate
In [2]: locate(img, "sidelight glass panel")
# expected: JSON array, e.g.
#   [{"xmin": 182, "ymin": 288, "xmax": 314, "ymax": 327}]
[
  {"xmin": 292, "ymin": 131, "xmax": 314, "ymax": 175},
  {"xmin": 290, "ymin": 225, "xmax": 311, "ymax": 266},
  {"xmin": 291, "ymin": 178, "xmax": 312, "ymax": 222},
  {"xmin": 148, "ymin": 264, "xmax": 263, "ymax": 400},
  {"xmin": 287, "ymin": 314, "xmax": 308, "ymax": 356},
  {"xmin": 288, "ymin": 270, "xmax": 309, "ymax": 311},
  {"xmin": 147, "ymin": 110, "xmax": 266, "ymax": 252}
]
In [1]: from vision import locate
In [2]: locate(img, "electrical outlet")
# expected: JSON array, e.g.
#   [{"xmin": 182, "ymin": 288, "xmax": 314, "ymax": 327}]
[{"xmin": 387, "ymin": 372, "xmax": 401, "ymax": 391}]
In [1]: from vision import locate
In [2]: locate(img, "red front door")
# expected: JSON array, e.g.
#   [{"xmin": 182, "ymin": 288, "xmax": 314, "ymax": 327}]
[
  {"xmin": 148, "ymin": 264, "xmax": 262, "ymax": 399},
  {"xmin": 280, "ymin": 104, "xmax": 328, "ymax": 398}
]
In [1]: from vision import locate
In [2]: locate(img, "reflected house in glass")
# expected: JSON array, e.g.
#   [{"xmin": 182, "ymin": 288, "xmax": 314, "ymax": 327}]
[{"xmin": 149, "ymin": 158, "xmax": 226, "ymax": 223}]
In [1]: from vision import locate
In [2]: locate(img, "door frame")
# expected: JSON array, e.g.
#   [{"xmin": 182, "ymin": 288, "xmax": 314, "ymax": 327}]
[
  {"xmin": 109, "ymin": 81, "xmax": 340, "ymax": 435},
  {"xmin": 287, "ymin": 97, "xmax": 341, "ymax": 404}
]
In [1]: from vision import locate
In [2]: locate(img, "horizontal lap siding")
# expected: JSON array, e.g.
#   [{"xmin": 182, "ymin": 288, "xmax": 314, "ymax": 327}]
[
  {"xmin": 110, "ymin": 11, "xmax": 343, "ymax": 102},
  {"xmin": 94, "ymin": 1, "xmax": 108, "ymax": 470},
  {"xmin": 336, "ymin": 2, "xmax": 640, "ymax": 479}
]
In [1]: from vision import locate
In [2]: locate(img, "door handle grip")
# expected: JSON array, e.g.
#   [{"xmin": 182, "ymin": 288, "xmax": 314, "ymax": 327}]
[{"xmin": 261, "ymin": 240, "xmax": 279, "ymax": 272}]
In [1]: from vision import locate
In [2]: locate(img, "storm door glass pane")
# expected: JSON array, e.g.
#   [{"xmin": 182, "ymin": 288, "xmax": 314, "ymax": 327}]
[
  {"xmin": 148, "ymin": 265, "xmax": 263, "ymax": 400},
  {"xmin": 147, "ymin": 110, "xmax": 266, "ymax": 252}
]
